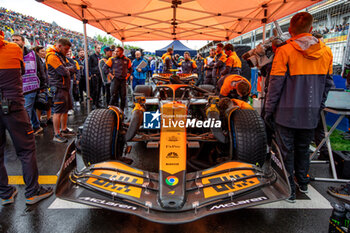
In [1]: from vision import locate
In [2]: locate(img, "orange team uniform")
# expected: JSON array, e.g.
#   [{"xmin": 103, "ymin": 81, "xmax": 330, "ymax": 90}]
[
  {"xmin": 212, "ymin": 51, "xmax": 227, "ymax": 77},
  {"xmin": 265, "ymin": 33, "xmax": 333, "ymax": 129},
  {"xmin": 220, "ymin": 74, "xmax": 251, "ymax": 97},
  {"xmin": 221, "ymin": 51, "xmax": 242, "ymax": 76},
  {"xmin": 232, "ymin": 99, "xmax": 254, "ymax": 110},
  {"xmin": 178, "ymin": 59, "xmax": 197, "ymax": 73}
]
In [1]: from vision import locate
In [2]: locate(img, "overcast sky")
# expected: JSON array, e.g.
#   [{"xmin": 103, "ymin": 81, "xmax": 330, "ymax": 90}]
[{"xmin": 0, "ymin": 0, "xmax": 208, "ymax": 52}]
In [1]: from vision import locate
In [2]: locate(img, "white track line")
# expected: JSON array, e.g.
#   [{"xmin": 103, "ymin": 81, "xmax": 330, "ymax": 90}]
[{"xmin": 251, "ymin": 186, "xmax": 332, "ymax": 209}]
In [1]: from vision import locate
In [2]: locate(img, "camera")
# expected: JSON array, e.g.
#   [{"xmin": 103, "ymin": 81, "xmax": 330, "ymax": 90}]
[
  {"xmin": 0, "ymin": 91, "xmax": 10, "ymax": 115},
  {"xmin": 242, "ymin": 21, "xmax": 290, "ymax": 69}
]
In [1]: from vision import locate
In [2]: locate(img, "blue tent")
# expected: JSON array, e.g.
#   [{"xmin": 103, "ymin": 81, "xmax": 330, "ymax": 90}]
[{"xmin": 155, "ymin": 40, "xmax": 197, "ymax": 57}]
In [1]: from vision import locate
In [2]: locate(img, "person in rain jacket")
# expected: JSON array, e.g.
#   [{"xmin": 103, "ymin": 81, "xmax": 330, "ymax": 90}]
[
  {"xmin": 264, "ymin": 12, "xmax": 333, "ymax": 203},
  {"xmin": 176, "ymin": 51, "xmax": 197, "ymax": 74},
  {"xmin": 211, "ymin": 43, "xmax": 227, "ymax": 86},
  {"xmin": 46, "ymin": 39, "xmax": 76, "ymax": 143},
  {"xmin": 162, "ymin": 47, "xmax": 175, "ymax": 73},
  {"xmin": 131, "ymin": 51, "xmax": 148, "ymax": 90},
  {"xmin": 217, "ymin": 43, "xmax": 242, "ymax": 91}
]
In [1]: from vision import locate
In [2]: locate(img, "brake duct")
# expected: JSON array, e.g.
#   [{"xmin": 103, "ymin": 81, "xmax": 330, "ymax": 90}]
[
  {"xmin": 206, "ymin": 96, "xmax": 227, "ymax": 144},
  {"xmin": 125, "ymin": 97, "xmax": 145, "ymax": 141}
]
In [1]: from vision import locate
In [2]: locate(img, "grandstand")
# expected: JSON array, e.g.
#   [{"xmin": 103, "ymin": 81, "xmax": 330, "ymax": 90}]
[
  {"xmin": 0, "ymin": 7, "xmax": 102, "ymax": 52},
  {"xmin": 198, "ymin": 0, "xmax": 350, "ymax": 75}
]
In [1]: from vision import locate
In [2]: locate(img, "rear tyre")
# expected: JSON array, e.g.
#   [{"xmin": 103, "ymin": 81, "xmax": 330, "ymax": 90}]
[
  {"xmin": 80, "ymin": 109, "xmax": 121, "ymax": 165},
  {"xmin": 134, "ymin": 85, "xmax": 153, "ymax": 97},
  {"xmin": 231, "ymin": 109, "xmax": 267, "ymax": 166}
]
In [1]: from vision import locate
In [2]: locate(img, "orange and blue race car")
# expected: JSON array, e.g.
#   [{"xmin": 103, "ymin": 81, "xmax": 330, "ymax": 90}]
[{"xmin": 55, "ymin": 73, "xmax": 290, "ymax": 224}]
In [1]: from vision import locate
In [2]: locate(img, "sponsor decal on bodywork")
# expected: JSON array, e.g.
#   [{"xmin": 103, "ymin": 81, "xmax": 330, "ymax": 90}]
[
  {"xmin": 168, "ymin": 136, "xmax": 178, "ymax": 141},
  {"xmin": 86, "ymin": 172, "xmax": 143, "ymax": 198},
  {"xmin": 63, "ymin": 151, "xmax": 76, "ymax": 170},
  {"xmin": 271, "ymin": 152, "xmax": 283, "ymax": 170},
  {"xmin": 209, "ymin": 196, "xmax": 268, "ymax": 211},
  {"xmin": 165, "ymin": 176, "xmax": 179, "ymax": 186},
  {"xmin": 79, "ymin": 197, "xmax": 137, "ymax": 210},
  {"xmin": 166, "ymin": 152, "xmax": 179, "ymax": 158},
  {"xmin": 202, "ymin": 171, "xmax": 260, "ymax": 198}
]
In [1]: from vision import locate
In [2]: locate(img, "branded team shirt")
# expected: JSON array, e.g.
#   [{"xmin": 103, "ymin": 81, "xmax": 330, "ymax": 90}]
[
  {"xmin": 0, "ymin": 39, "xmax": 25, "ymax": 104},
  {"xmin": 265, "ymin": 33, "xmax": 334, "ymax": 129}
]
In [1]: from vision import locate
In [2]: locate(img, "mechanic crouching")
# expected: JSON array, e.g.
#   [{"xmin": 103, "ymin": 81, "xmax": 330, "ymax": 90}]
[
  {"xmin": 0, "ymin": 31, "xmax": 53, "ymax": 205},
  {"xmin": 103, "ymin": 46, "xmax": 132, "ymax": 111},
  {"xmin": 219, "ymin": 74, "xmax": 251, "ymax": 101},
  {"xmin": 264, "ymin": 12, "xmax": 333, "ymax": 203}
]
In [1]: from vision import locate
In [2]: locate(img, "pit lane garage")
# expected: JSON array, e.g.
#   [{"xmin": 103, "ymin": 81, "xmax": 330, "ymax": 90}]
[{"xmin": 2, "ymin": 0, "xmax": 349, "ymax": 232}]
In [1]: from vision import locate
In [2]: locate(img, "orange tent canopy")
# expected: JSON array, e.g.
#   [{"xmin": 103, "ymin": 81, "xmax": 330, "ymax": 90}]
[{"xmin": 36, "ymin": 0, "xmax": 321, "ymax": 42}]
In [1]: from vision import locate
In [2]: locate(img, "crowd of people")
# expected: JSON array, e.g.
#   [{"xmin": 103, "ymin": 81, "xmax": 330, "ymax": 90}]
[
  {"xmin": 0, "ymin": 7, "xmax": 101, "ymax": 51},
  {"xmin": 314, "ymin": 23, "xmax": 349, "ymax": 35}
]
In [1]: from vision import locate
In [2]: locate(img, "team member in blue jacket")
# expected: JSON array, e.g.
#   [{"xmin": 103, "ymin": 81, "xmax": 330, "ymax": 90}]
[{"xmin": 131, "ymin": 51, "xmax": 148, "ymax": 90}]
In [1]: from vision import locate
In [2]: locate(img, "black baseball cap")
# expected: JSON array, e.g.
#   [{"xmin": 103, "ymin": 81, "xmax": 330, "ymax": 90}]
[{"xmin": 104, "ymin": 47, "xmax": 112, "ymax": 52}]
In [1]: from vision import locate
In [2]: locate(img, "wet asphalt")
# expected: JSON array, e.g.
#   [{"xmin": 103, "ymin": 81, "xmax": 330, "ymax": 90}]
[{"xmin": 0, "ymin": 101, "xmax": 343, "ymax": 233}]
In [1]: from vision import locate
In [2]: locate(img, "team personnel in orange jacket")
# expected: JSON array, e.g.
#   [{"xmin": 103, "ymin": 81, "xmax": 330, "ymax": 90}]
[
  {"xmin": 0, "ymin": 31, "xmax": 53, "ymax": 205},
  {"xmin": 219, "ymin": 74, "xmax": 251, "ymax": 101},
  {"xmin": 162, "ymin": 47, "xmax": 176, "ymax": 73},
  {"xmin": 103, "ymin": 46, "xmax": 132, "ymax": 110},
  {"xmin": 46, "ymin": 39, "xmax": 76, "ymax": 143},
  {"xmin": 264, "ymin": 12, "xmax": 334, "ymax": 203},
  {"xmin": 217, "ymin": 43, "xmax": 242, "ymax": 91},
  {"xmin": 177, "ymin": 51, "xmax": 197, "ymax": 73},
  {"xmin": 210, "ymin": 43, "xmax": 227, "ymax": 86},
  {"xmin": 221, "ymin": 44, "xmax": 242, "ymax": 76}
]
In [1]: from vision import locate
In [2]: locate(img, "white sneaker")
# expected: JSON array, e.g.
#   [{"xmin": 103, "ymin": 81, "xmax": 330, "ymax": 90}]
[{"xmin": 68, "ymin": 110, "xmax": 74, "ymax": 116}]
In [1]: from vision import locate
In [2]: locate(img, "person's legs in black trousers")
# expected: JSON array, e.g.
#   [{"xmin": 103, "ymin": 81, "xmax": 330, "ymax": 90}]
[
  {"xmin": 275, "ymin": 124, "xmax": 296, "ymax": 194},
  {"xmin": 109, "ymin": 78, "xmax": 118, "ymax": 106},
  {"xmin": 90, "ymin": 76, "xmax": 97, "ymax": 107},
  {"xmin": 79, "ymin": 76, "xmax": 86, "ymax": 103},
  {"xmin": 294, "ymin": 128, "xmax": 314, "ymax": 186},
  {"xmin": 118, "ymin": 79, "xmax": 127, "ymax": 111},
  {"xmin": 0, "ymin": 108, "xmax": 39, "ymax": 199},
  {"xmin": 96, "ymin": 75, "xmax": 102, "ymax": 108},
  {"xmin": 105, "ymin": 83, "xmax": 111, "ymax": 106}
]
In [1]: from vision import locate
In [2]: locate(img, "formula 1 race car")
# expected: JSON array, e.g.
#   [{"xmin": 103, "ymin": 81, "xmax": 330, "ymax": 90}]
[{"xmin": 56, "ymin": 73, "xmax": 290, "ymax": 224}]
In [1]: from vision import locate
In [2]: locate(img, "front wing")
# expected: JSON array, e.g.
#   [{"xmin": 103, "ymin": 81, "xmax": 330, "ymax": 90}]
[{"xmin": 56, "ymin": 142, "xmax": 290, "ymax": 224}]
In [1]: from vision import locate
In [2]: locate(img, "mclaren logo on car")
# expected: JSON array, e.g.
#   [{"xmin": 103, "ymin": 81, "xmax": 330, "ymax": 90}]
[
  {"xmin": 209, "ymin": 196, "xmax": 268, "ymax": 211},
  {"xmin": 79, "ymin": 197, "xmax": 137, "ymax": 210}
]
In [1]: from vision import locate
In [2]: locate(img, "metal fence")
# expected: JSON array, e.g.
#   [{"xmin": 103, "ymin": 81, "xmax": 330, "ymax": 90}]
[
  {"xmin": 311, "ymin": 0, "xmax": 350, "ymax": 75},
  {"xmin": 199, "ymin": 0, "xmax": 350, "ymax": 76}
]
